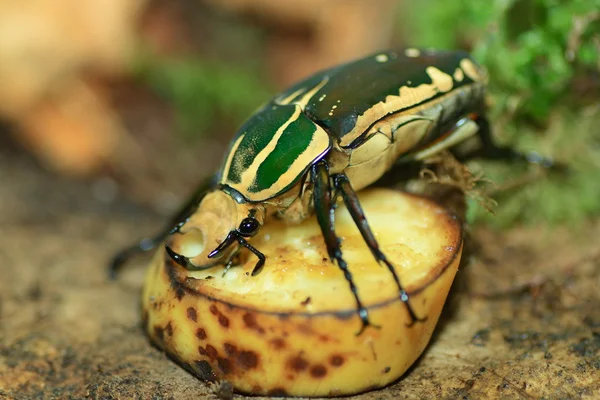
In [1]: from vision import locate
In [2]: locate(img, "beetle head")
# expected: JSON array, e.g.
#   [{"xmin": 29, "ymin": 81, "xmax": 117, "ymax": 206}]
[{"xmin": 166, "ymin": 190, "xmax": 265, "ymax": 272}]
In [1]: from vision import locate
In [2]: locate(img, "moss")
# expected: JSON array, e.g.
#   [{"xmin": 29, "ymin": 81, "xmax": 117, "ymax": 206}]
[{"xmin": 402, "ymin": 0, "xmax": 600, "ymax": 226}]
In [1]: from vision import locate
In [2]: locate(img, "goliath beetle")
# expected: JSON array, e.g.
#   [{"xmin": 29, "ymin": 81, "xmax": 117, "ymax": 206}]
[{"xmin": 111, "ymin": 48, "xmax": 551, "ymax": 333}]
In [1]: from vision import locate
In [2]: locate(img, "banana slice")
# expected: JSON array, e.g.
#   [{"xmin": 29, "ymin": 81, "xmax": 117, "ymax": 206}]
[{"xmin": 142, "ymin": 188, "xmax": 462, "ymax": 397}]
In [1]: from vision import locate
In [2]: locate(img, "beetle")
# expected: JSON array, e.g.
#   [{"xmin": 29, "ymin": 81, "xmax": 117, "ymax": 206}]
[{"xmin": 110, "ymin": 48, "xmax": 552, "ymax": 333}]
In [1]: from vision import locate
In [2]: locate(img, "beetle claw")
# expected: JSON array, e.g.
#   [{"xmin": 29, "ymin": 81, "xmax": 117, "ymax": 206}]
[
  {"xmin": 354, "ymin": 310, "xmax": 381, "ymax": 336},
  {"xmin": 251, "ymin": 258, "xmax": 265, "ymax": 276},
  {"xmin": 165, "ymin": 245, "xmax": 194, "ymax": 269}
]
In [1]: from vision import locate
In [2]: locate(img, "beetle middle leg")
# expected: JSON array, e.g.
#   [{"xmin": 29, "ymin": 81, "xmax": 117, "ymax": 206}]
[
  {"xmin": 333, "ymin": 174, "xmax": 427, "ymax": 327},
  {"xmin": 312, "ymin": 160, "xmax": 426, "ymax": 334},
  {"xmin": 311, "ymin": 160, "xmax": 376, "ymax": 334},
  {"xmin": 108, "ymin": 173, "xmax": 219, "ymax": 279}
]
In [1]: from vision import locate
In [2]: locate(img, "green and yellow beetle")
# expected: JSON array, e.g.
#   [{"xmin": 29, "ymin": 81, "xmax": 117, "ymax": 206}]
[{"xmin": 111, "ymin": 48, "xmax": 548, "ymax": 333}]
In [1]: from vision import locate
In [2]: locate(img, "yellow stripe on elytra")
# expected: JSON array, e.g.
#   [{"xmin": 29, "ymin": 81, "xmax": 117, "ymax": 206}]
[
  {"xmin": 459, "ymin": 58, "xmax": 484, "ymax": 82},
  {"xmin": 276, "ymin": 88, "xmax": 306, "ymax": 106},
  {"xmin": 375, "ymin": 54, "xmax": 389, "ymax": 63},
  {"xmin": 274, "ymin": 77, "xmax": 329, "ymax": 110},
  {"xmin": 243, "ymin": 124, "xmax": 330, "ymax": 201},
  {"xmin": 292, "ymin": 77, "xmax": 329, "ymax": 109},
  {"xmin": 236, "ymin": 106, "xmax": 302, "ymax": 191},
  {"xmin": 405, "ymin": 48, "xmax": 421, "ymax": 58},
  {"xmin": 340, "ymin": 66, "xmax": 455, "ymax": 147},
  {"xmin": 453, "ymin": 67, "xmax": 464, "ymax": 82},
  {"xmin": 221, "ymin": 133, "xmax": 246, "ymax": 183}
]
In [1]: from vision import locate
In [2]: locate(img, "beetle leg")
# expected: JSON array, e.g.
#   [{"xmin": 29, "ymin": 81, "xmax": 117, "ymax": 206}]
[
  {"xmin": 208, "ymin": 231, "xmax": 238, "ymax": 259},
  {"xmin": 108, "ymin": 173, "xmax": 219, "ymax": 279},
  {"xmin": 311, "ymin": 160, "xmax": 376, "ymax": 334},
  {"xmin": 165, "ymin": 244, "xmax": 221, "ymax": 271},
  {"xmin": 468, "ymin": 116, "xmax": 560, "ymax": 169},
  {"xmin": 333, "ymin": 174, "xmax": 427, "ymax": 327},
  {"xmin": 234, "ymin": 234, "xmax": 266, "ymax": 276},
  {"xmin": 165, "ymin": 244, "xmax": 195, "ymax": 269}
]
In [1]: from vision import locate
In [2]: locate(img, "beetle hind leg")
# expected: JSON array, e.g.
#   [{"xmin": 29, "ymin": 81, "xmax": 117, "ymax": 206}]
[
  {"xmin": 311, "ymin": 160, "xmax": 376, "ymax": 335},
  {"xmin": 333, "ymin": 174, "xmax": 426, "ymax": 327},
  {"xmin": 109, "ymin": 233, "xmax": 172, "ymax": 279},
  {"xmin": 467, "ymin": 116, "xmax": 561, "ymax": 169},
  {"xmin": 108, "ymin": 173, "xmax": 219, "ymax": 279}
]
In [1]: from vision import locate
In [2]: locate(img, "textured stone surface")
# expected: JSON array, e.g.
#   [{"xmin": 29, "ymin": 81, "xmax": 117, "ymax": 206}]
[{"xmin": 1, "ymin": 143, "xmax": 598, "ymax": 399}]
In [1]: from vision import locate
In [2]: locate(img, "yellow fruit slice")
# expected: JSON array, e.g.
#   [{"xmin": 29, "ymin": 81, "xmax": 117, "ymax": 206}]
[{"xmin": 142, "ymin": 188, "xmax": 462, "ymax": 397}]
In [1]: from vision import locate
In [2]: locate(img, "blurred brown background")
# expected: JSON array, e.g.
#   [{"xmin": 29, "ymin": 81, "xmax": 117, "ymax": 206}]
[
  {"xmin": 1, "ymin": 1, "xmax": 599, "ymax": 399},
  {"xmin": 1, "ymin": 0, "xmax": 405, "ymax": 215}
]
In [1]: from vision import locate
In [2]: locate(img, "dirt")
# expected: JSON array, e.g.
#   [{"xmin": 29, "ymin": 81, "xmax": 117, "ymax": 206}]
[{"xmin": 1, "ymin": 142, "xmax": 599, "ymax": 400}]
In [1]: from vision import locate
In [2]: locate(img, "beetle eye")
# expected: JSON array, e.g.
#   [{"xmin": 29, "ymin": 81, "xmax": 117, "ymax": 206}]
[{"xmin": 238, "ymin": 217, "xmax": 260, "ymax": 237}]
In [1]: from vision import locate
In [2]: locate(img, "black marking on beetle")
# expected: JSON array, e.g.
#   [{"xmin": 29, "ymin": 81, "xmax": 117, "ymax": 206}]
[{"xmin": 220, "ymin": 184, "xmax": 247, "ymax": 204}]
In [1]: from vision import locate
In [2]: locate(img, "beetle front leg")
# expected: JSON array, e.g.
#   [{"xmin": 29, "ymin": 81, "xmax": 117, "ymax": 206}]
[
  {"xmin": 311, "ymin": 160, "xmax": 376, "ymax": 334},
  {"xmin": 333, "ymin": 174, "xmax": 427, "ymax": 327},
  {"xmin": 108, "ymin": 173, "xmax": 219, "ymax": 279}
]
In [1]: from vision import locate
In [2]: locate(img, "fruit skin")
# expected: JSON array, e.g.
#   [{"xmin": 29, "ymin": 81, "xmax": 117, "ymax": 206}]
[{"xmin": 142, "ymin": 189, "xmax": 463, "ymax": 397}]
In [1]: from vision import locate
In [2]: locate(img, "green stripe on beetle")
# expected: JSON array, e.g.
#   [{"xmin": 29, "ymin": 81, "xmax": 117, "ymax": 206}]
[{"xmin": 222, "ymin": 104, "xmax": 331, "ymax": 202}]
